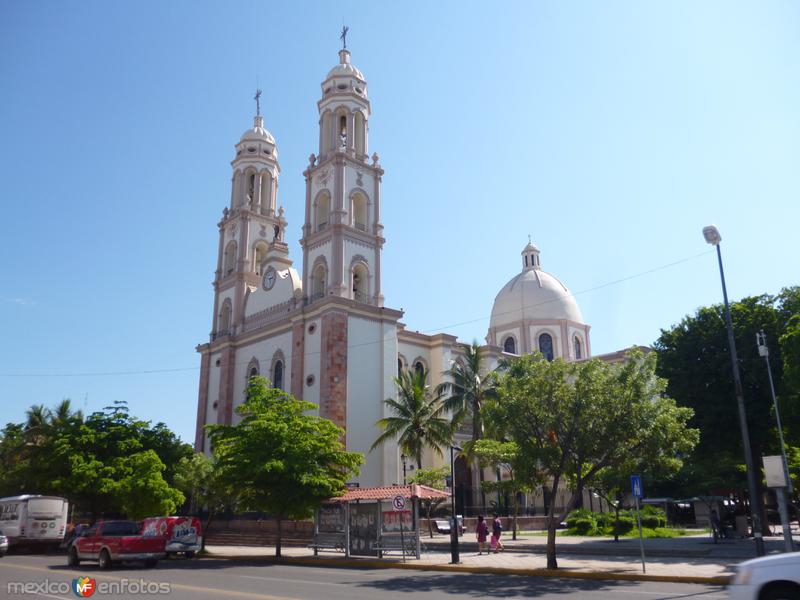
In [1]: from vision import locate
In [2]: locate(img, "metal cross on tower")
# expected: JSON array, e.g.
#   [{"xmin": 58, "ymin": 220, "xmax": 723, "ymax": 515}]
[
  {"xmin": 340, "ymin": 25, "xmax": 349, "ymax": 49},
  {"xmin": 254, "ymin": 88, "xmax": 262, "ymax": 116}
]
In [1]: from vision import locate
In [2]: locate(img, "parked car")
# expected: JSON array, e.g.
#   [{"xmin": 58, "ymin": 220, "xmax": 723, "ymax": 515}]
[
  {"xmin": 68, "ymin": 521, "xmax": 166, "ymax": 569},
  {"xmin": 141, "ymin": 516, "xmax": 202, "ymax": 557},
  {"xmin": 729, "ymin": 551, "xmax": 800, "ymax": 600},
  {"xmin": 0, "ymin": 530, "xmax": 8, "ymax": 557}
]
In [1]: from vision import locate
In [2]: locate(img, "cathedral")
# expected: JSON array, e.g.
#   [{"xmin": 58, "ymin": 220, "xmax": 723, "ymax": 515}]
[{"xmin": 193, "ymin": 46, "xmax": 599, "ymax": 509}]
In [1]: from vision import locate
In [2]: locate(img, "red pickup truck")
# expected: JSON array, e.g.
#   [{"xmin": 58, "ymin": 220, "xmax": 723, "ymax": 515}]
[{"xmin": 67, "ymin": 521, "xmax": 165, "ymax": 569}]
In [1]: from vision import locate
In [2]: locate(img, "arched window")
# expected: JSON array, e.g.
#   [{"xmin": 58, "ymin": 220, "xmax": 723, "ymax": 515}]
[
  {"xmin": 352, "ymin": 192, "xmax": 367, "ymax": 231},
  {"xmin": 273, "ymin": 360, "xmax": 284, "ymax": 390},
  {"xmin": 503, "ymin": 336, "xmax": 516, "ymax": 354},
  {"xmin": 247, "ymin": 172, "xmax": 256, "ymax": 205},
  {"xmin": 223, "ymin": 241, "xmax": 237, "ymax": 276},
  {"xmin": 253, "ymin": 243, "xmax": 268, "ymax": 275},
  {"xmin": 414, "ymin": 361, "xmax": 425, "ymax": 378},
  {"xmin": 397, "ymin": 358, "xmax": 403, "ymax": 377},
  {"xmin": 539, "ymin": 333, "xmax": 554, "ymax": 361},
  {"xmin": 315, "ymin": 192, "xmax": 330, "ymax": 231},
  {"xmin": 339, "ymin": 114, "xmax": 347, "ymax": 148},
  {"xmin": 249, "ymin": 367, "xmax": 258, "ymax": 379},
  {"xmin": 354, "ymin": 112, "xmax": 365, "ymax": 155},
  {"xmin": 574, "ymin": 336, "xmax": 582, "ymax": 360},
  {"xmin": 352, "ymin": 263, "xmax": 368, "ymax": 302},
  {"xmin": 218, "ymin": 301, "xmax": 232, "ymax": 335},
  {"xmin": 312, "ymin": 264, "xmax": 326, "ymax": 301}
]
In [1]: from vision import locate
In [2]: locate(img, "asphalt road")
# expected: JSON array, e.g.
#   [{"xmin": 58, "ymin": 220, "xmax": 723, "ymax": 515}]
[{"xmin": 0, "ymin": 554, "xmax": 729, "ymax": 600}]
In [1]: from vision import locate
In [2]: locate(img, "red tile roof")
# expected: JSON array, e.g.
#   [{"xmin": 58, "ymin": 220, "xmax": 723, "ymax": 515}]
[{"xmin": 331, "ymin": 484, "xmax": 449, "ymax": 502}]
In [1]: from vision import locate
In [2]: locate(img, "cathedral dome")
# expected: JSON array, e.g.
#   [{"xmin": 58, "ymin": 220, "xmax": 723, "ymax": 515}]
[
  {"xmin": 326, "ymin": 49, "xmax": 365, "ymax": 82},
  {"xmin": 240, "ymin": 115, "xmax": 275, "ymax": 145},
  {"xmin": 489, "ymin": 243, "xmax": 584, "ymax": 331}
]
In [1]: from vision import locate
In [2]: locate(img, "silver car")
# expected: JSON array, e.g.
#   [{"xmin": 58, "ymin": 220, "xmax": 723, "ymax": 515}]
[{"xmin": 0, "ymin": 530, "xmax": 8, "ymax": 557}]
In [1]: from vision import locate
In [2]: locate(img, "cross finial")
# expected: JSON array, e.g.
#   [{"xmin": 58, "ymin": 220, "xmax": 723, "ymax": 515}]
[
  {"xmin": 528, "ymin": 234, "xmax": 531, "ymax": 244},
  {"xmin": 254, "ymin": 88, "xmax": 262, "ymax": 116},
  {"xmin": 340, "ymin": 25, "xmax": 349, "ymax": 49}
]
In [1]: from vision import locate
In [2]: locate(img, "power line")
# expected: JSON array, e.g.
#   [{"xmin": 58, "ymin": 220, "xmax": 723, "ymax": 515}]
[{"xmin": 0, "ymin": 249, "xmax": 712, "ymax": 378}]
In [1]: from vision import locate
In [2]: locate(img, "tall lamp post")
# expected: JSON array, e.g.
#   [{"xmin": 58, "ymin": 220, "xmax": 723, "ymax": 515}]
[
  {"xmin": 450, "ymin": 444, "xmax": 462, "ymax": 564},
  {"xmin": 703, "ymin": 225, "xmax": 765, "ymax": 556},
  {"xmin": 401, "ymin": 454, "xmax": 408, "ymax": 486},
  {"xmin": 756, "ymin": 330, "xmax": 794, "ymax": 551}
]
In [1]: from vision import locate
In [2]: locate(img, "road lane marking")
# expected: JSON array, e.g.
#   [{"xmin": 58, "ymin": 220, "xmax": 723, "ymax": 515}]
[{"xmin": 0, "ymin": 561, "xmax": 298, "ymax": 600}]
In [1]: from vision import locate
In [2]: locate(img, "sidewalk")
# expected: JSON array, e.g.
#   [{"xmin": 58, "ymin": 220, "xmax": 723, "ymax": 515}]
[{"xmin": 203, "ymin": 532, "xmax": 799, "ymax": 585}]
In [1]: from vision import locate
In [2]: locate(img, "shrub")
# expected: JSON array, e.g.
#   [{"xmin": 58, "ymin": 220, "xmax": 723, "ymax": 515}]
[
  {"xmin": 611, "ymin": 516, "xmax": 635, "ymax": 536},
  {"xmin": 639, "ymin": 505, "xmax": 667, "ymax": 528}
]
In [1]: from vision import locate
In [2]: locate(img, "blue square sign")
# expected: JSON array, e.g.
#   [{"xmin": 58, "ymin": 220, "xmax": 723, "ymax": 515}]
[{"xmin": 631, "ymin": 475, "xmax": 643, "ymax": 499}]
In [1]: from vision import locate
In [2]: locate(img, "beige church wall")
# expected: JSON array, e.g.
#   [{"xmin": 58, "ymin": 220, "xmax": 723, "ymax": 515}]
[
  {"xmin": 230, "ymin": 331, "xmax": 292, "ymax": 425},
  {"xmin": 303, "ymin": 318, "xmax": 321, "ymax": 414},
  {"xmin": 202, "ymin": 350, "xmax": 222, "ymax": 455},
  {"xmin": 346, "ymin": 316, "xmax": 391, "ymax": 486},
  {"xmin": 243, "ymin": 268, "xmax": 299, "ymax": 317}
]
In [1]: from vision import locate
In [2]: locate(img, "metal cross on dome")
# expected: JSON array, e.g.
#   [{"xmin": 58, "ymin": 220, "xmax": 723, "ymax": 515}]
[{"xmin": 340, "ymin": 25, "xmax": 349, "ymax": 49}]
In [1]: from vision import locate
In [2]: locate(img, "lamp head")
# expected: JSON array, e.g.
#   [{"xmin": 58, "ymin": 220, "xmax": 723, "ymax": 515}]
[
  {"xmin": 703, "ymin": 225, "xmax": 722, "ymax": 246},
  {"xmin": 756, "ymin": 331, "xmax": 769, "ymax": 357}
]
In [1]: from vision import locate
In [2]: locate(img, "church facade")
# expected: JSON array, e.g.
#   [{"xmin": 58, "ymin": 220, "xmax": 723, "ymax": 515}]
[{"xmin": 194, "ymin": 47, "xmax": 597, "ymax": 507}]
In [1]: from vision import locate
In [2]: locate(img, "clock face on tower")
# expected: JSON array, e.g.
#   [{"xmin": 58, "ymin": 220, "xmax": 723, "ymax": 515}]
[{"xmin": 262, "ymin": 267, "xmax": 277, "ymax": 291}]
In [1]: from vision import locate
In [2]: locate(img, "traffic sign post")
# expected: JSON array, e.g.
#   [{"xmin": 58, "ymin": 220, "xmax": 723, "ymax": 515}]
[
  {"xmin": 631, "ymin": 475, "xmax": 646, "ymax": 573},
  {"xmin": 392, "ymin": 495, "xmax": 407, "ymax": 563}
]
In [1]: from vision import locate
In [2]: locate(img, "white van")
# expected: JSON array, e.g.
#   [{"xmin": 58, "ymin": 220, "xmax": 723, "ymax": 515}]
[{"xmin": 0, "ymin": 495, "xmax": 69, "ymax": 548}]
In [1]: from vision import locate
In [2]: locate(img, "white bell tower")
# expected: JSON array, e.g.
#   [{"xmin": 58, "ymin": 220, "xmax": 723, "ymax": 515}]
[
  {"xmin": 300, "ymin": 45, "xmax": 385, "ymax": 307},
  {"xmin": 210, "ymin": 92, "xmax": 289, "ymax": 342}
]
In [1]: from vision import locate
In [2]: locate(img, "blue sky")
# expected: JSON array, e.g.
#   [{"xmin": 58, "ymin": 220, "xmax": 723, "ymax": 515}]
[{"xmin": 1, "ymin": 1, "xmax": 798, "ymax": 444}]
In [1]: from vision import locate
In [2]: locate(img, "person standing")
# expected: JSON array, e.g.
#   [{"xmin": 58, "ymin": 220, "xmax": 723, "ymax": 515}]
[
  {"xmin": 476, "ymin": 515, "xmax": 489, "ymax": 554},
  {"xmin": 491, "ymin": 514, "xmax": 504, "ymax": 553}
]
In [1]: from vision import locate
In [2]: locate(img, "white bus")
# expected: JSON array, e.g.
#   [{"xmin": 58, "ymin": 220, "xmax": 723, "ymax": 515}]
[{"xmin": 0, "ymin": 495, "xmax": 69, "ymax": 548}]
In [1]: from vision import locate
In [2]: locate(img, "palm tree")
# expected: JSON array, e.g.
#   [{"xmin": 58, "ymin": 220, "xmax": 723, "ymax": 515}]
[
  {"xmin": 437, "ymin": 341, "xmax": 498, "ymax": 512},
  {"xmin": 371, "ymin": 367, "xmax": 453, "ymax": 469},
  {"xmin": 24, "ymin": 404, "xmax": 52, "ymax": 445},
  {"xmin": 50, "ymin": 399, "xmax": 83, "ymax": 427}
]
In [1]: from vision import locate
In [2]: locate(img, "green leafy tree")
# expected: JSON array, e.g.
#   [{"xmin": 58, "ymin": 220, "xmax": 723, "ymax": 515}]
[
  {"xmin": 207, "ymin": 377, "xmax": 363, "ymax": 557},
  {"xmin": 0, "ymin": 400, "xmax": 188, "ymax": 520},
  {"xmin": 655, "ymin": 289, "xmax": 800, "ymax": 503},
  {"xmin": 437, "ymin": 342, "xmax": 498, "ymax": 513},
  {"xmin": 112, "ymin": 450, "xmax": 184, "ymax": 520},
  {"xmin": 174, "ymin": 452, "xmax": 241, "ymax": 536},
  {"xmin": 471, "ymin": 439, "xmax": 534, "ymax": 540},
  {"xmin": 409, "ymin": 466, "xmax": 450, "ymax": 538},
  {"xmin": 493, "ymin": 350, "xmax": 697, "ymax": 569},
  {"xmin": 371, "ymin": 368, "xmax": 453, "ymax": 469}
]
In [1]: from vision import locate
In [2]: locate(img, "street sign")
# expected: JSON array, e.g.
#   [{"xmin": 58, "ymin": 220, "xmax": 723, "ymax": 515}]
[
  {"xmin": 392, "ymin": 494, "xmax": 406, "ymax": 511},
  {"xmin": 631, "ymin": 474, "xmax": 643, "ymax": 499}
]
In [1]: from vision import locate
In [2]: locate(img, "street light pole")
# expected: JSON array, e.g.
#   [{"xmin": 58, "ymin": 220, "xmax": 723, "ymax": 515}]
[
  {"xmin": 401, "ymin": 454, "xmax": 407, "ymax": 486},
  {"xmin": 450, "ymin": 444, "xmax": 462, "ymax": 564},
  {"xmin": 703, "ymin": 225, "xmax": 765, "ymax": 556},
  {"xmin": 756, "ymin": 330, "xmax": 794, "ymax": 552}
]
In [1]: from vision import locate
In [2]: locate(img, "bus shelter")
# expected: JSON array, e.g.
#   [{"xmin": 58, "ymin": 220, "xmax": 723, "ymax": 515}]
[{"xmin": 312, "ymin": 484, "xmax": 449, "ymax": 559}]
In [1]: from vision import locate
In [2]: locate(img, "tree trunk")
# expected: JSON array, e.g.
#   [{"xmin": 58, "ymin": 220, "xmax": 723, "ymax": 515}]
[
  {"xmin": 512, "ymin": 492, "xmax": 519, "ymax": 541},
  {"xmin": 546, "ymin": 521, "xmax": 558, "ymax": 569},
  {"xmin": 202, "ymin": 510, "xmax": 216, "ymax": 551},
  {"xmin": 275, "ymin": 516, "xmax": 282, "ymax": 558}
]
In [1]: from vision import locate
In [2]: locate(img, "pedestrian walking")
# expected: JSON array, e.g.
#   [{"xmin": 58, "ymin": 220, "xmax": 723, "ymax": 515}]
[
  {"xmin": 476, "ymin": 515, "xmax": 489, "ymax": 554},
  {"xmin": 491, "ymin": 514, "xmax": 504, "ymax": 553}
]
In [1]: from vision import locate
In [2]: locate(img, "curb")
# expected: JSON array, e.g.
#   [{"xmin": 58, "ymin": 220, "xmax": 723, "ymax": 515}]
[{"xmin": 204, "ymin": 553, "xmax": 732, "ymax": 586}]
